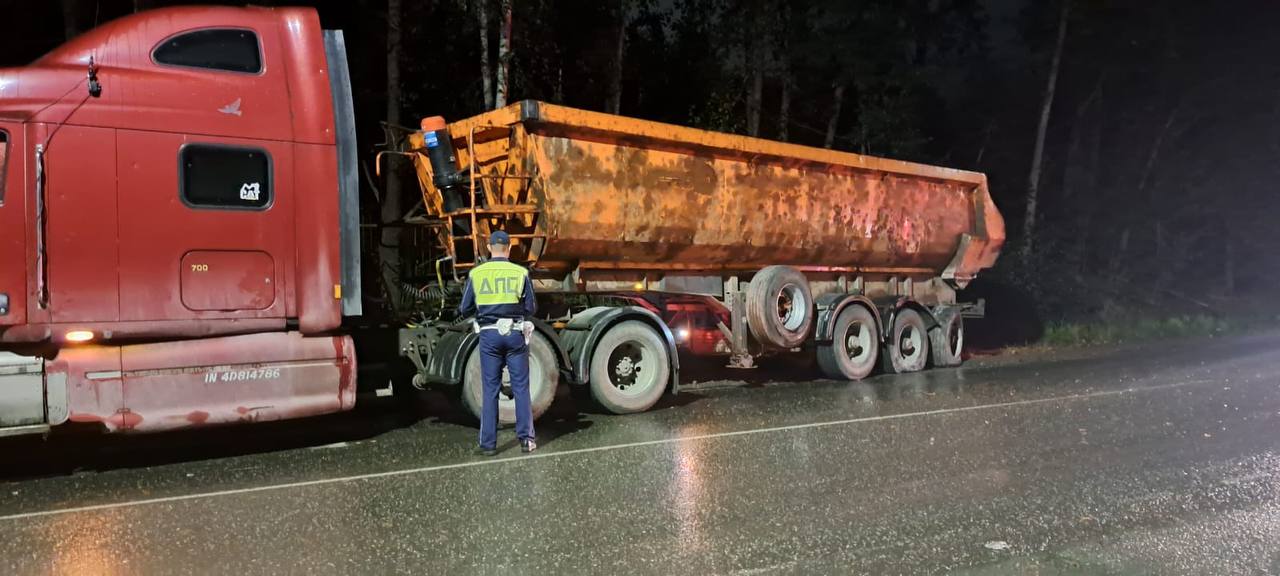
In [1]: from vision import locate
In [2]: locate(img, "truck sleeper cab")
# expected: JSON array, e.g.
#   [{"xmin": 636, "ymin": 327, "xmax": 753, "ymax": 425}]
[{"xmin": 0, "ymin": 6, "xmax": 361, "ymax": 435}]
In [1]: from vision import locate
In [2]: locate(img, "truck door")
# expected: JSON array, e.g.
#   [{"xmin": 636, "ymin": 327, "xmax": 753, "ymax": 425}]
[
  {"xmin": 0, "ymin": 124, "xmax": 22, "ymax": 326},
  {"xmin": 117, "ymin": 133, "xmax": 292, "ymax": 323},
  {"xmin": 116, "ymin": 25, "xmax": 293, "ymax": 325},
  {"xmin": 38, "ymin": 124, "xmax": 122, "ymax": 324}
]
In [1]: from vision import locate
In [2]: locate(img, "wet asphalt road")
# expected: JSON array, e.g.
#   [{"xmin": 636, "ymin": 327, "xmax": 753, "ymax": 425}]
[{"xmin": 3, "ymin": 333, "xmax": 1280, "ymax": 575}]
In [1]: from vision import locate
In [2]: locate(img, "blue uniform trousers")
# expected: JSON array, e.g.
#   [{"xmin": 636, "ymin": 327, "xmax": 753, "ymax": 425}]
[{"xmin": 478, "ymin": 329, "xmax": 534, "ymax": 449}]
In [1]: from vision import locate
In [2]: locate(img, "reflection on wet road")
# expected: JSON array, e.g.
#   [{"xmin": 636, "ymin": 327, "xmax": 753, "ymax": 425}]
[{"xmin": 3, "ymin": 332, "xmax": 1280, "ymax": 574}]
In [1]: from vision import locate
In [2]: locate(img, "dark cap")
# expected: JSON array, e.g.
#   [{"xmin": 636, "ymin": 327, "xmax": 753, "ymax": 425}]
[{"xmin": 488, "ymin": 231, "xmax": 511, "ymax": 246}]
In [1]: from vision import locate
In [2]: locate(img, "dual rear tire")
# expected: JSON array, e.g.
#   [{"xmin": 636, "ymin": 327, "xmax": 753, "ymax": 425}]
[
  {"xmin": 883, "ymin": 308, "xmax": 930, "ymax": 374},
  {"xmin": 819, "ymin": 306, "xmax": 963, "ymax": 379},
  {"xmin": 460, "ymin": 320, "xmax": 672, "ymax": 422},
  {"xmin": 817, "ymin": 304, "xmax": 880, "ymax": 380},
  {"xmin": 461, "ymin": 332, "xmax": 559, "ymax": 425},
  {"xmin": 929, "ymin": 310, "xmax": 964, "ymax": 368},
  {"xmin": 586, "ymin": 320, "xmax": 670, "ymax": 414}
]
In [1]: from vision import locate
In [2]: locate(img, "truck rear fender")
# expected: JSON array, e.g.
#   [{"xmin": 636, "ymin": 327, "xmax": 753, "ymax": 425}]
[
  {"xmin": 424, "ymin": 319, "xmax": 573, "ymax": 387},
  {"xmin": 813, "ymin": 294, "xmax": 883, "ymax": 344},
  {"xmin": 560, "ymin": 306, "xmax": 680, "ymax": 395}
]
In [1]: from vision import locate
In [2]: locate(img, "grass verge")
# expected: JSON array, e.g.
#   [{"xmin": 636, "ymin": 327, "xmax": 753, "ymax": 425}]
[{"xmin": 1042, "ymin": 313, "xmax": 1250, "ymax": 347}]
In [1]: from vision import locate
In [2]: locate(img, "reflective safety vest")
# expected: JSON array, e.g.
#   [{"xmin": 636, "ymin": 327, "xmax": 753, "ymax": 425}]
[{"xmin": 470, "ymin": 260, "xmax": 529, "ymax": 306}]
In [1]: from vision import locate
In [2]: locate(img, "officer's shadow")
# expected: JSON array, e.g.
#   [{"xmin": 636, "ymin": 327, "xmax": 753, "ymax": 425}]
[
  {"xmin": 468, "ymin": 386, "xmax": 593, "ymax": 454},
  {"xmin": 518, "ymin": 387, "xmax": 595, "ymax": 450}
]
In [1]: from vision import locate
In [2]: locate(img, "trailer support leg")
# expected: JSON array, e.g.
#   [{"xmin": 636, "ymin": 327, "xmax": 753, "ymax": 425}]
[{"xmin": 723, "ymin": 276, "xmax": 755, "ymax": 369}]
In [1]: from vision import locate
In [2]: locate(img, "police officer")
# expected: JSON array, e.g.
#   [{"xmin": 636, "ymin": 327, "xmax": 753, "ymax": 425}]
[{"xmin": 457, "ymin": 231, "xmax": 538, "ymax": 455}]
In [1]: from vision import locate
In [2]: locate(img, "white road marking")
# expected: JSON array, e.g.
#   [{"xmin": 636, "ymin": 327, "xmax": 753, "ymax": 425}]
[{"xmin": 0, "ymin": 379, "xmax": 1211, "ymax": 523}]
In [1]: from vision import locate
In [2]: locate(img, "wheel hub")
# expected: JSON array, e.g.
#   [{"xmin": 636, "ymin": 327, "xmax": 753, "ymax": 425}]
[
  {"xmin": 949, "ymin": 323, "xmax": 963, "ymax": 355},
  {"xmin": 844, "ymin": 323, "xmax": 870, "ymax": 362},
  {"xmin": 492, "ymin": 354, "xmax": 542, "ymax": 406},
  {"xmin": 900, "ymin": 326, "xmax": 921, "ymax": 360},
  {"xmin": 609, "ymin": 343, "xmax": 646, "ymax": 391},
  {"xmin": 776, "ymin": 283, "xmax": 808, "ymax": 332},
  {"xmin": 615, "ymin": 356, "xmax": 636, "ymax": 378}
]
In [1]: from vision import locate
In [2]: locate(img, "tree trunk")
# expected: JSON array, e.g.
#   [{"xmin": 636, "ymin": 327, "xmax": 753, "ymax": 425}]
[
  {"xmin": 824, "ymin": 83, "xmax": 845, "ymax": 149},
  {"xmin": 974, "ymin": 121, "xmax": 994, "ymax": 165},
  {"xmin": 381, "ymin": 0, "xmax": 405, "ymax": 312},
  {"xmin": 1110, "ymin": 226, "xmax": 1130, "ymax": 285},
  {"xmin": 60, "ymin": 0, "xmax": 79, "ymax": 41},
  {"xmin": 477, "ymin": 0, "xmax": 494, "ymax": 110},
  {"xmin": 1136, "ymin": 107, "xmax": 1178, "ymax": 199},
  {"xmin": 1223, "ymin": 219, "xmax": 1235, "ymax": 297},
  {"xmin": 1020, "ymin": 0, "xmax": 1070, "ymax": 265},
  {"xmin": 494, "ymin": 0, "xmax": 514, "ymax": 109},
  {"xmin": 608, "ymin": 0, "xmax": 628, "ymax": 114},
  {"xmin": 745, "ymin": 5, "xmax": 764, "ymax": 138},
  {"xmin": 1061, "ymin": 77, "xmax": 1100, "ymax": 204},
  {"xmin": 778, "ymin": 74, "xmax": 791, "ymax": 142},
  {"xmin": 1076, "ymin": 94, "xmax": 1103, "ymax": 275},
  {"xmin": 776, "ymin": 0, "xmax": 791, "ymax": 142},
  {"xmin": 554, "ymin": 65, "xmax": 563, "ymax": 104}
]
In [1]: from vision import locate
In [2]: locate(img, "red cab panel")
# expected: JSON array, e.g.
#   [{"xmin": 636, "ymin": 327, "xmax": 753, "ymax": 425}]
[
  {"xmin": 181, "ymin": 250, "xmax": 275, "ymax": 311},
  {"xmin": 53, "ymin": 332, "xmax": 355, "ymax": 433},
  {"xmin": 40, "ymin": 124, "xmax": 121, "ymax": 323},
  {"xmin": 0, "ymin": 124, "xmax": 24, "ymax": 326},
  {"xmin": 119, "ymin": 332, "xmax": 355, "ymax": 433}
]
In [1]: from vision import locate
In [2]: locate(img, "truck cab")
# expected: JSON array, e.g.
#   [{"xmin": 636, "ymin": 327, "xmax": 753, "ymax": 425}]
[{"xmin": 0, "ymin": 6, "xmax": 361, "ymax": 435}]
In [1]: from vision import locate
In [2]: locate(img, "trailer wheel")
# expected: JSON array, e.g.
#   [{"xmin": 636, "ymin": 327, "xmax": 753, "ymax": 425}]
[
  {"xmin": 589, "ymin": 321, "xmax": 670, "ymax": 414},
  {"xmin": 461, "ymin": 332, "xmax": 559, "ymax": 424},
  {"xmin": 746, "ymin": 265, "xmax": 814, "ymax": 350},
  {"xmin": 816, "ymin": 304, "xmax": 880, "ymax": 380},
  {"xmin": 929, "ymin": 310, "xmax": 964, "ymax": 368},
  {"xmin": 883, "ymin": 308, "xmax": 929, "ymax": 374}
]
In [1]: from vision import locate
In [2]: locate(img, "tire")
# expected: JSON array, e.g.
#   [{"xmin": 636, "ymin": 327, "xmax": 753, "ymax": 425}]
[
  {"xmin": 816, "ymin": 304, "xmax": 880, "ymax": 380},
  {"xmin": 746, "ymin": 265, "xmax": 814, "ymax": 350},
  {"xmin": 461, "ymin": 331, "xmax": 559, "ymax": 424},
  {"xmin": 589, "ymin": 320, "xmax": 670, "ymax": 414},
  {"xmin": 883, "ymin": 308, "xmax": 929, "ymax": 374},
  {"xmin": 929, "ymin": 309, "xmax": 964, "ymax": 368}
]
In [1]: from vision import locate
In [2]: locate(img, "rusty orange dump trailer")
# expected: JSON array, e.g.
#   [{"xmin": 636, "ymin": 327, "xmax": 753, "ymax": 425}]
[
  {"xmin": 399, "ymin": 100, "xmax": 1005, "ymax": 419},
  {"xmin": 411, "ymin": 102, "xmax": 1003, "ymax": 284}
]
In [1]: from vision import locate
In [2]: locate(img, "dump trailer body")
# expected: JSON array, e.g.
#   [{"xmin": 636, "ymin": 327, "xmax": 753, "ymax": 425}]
[{"xmin": 411, "ymin": 101, "xmax": 1004, "ymax": 287}]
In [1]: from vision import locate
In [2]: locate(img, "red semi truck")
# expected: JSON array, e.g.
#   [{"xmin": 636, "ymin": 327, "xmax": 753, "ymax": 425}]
[{"xmin": 0, "ymin": 6, "xmax": 1004, "ymax": 437}]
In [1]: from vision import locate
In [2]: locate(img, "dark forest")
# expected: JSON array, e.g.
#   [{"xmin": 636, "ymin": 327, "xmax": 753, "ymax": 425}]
[{"xmin": 6, "ymin": 0, "xmax": 1279, "ymax": 343}]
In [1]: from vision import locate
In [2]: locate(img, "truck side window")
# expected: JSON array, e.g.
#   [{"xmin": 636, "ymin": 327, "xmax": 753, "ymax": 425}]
[
  {"xmin": 153, "ymin": 29, "xmax": 262, "ymax": 74},
  {"xmin": 180, "ymin": 144, "xmax": 271, "ymax": 210},
  {"xmin": 0, "ymin": 132, "xmax": 8, "ymax": 204}
]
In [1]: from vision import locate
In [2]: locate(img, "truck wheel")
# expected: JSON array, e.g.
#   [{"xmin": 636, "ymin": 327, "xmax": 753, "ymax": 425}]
[
  {"xmin": 589, "ymin": 321, "xmax": 670, "ymax": 414},
  {"xmin": 746, "ymin": 265, "xmax": 814, "ymax": 350},
  {"xmin": 816, "ymin": 304, "xmax": 879, "ymax": 380},
  {"xmin": 461, "ymin": 332, "xmax": 559, "ymax": 424},
  {"xmin": 929, "ymin": 309, "xmax": 964, "ymax": 368},
  {"xmin": 883, "ymin": 308, "xmax": 929, "ymax": 374}
]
